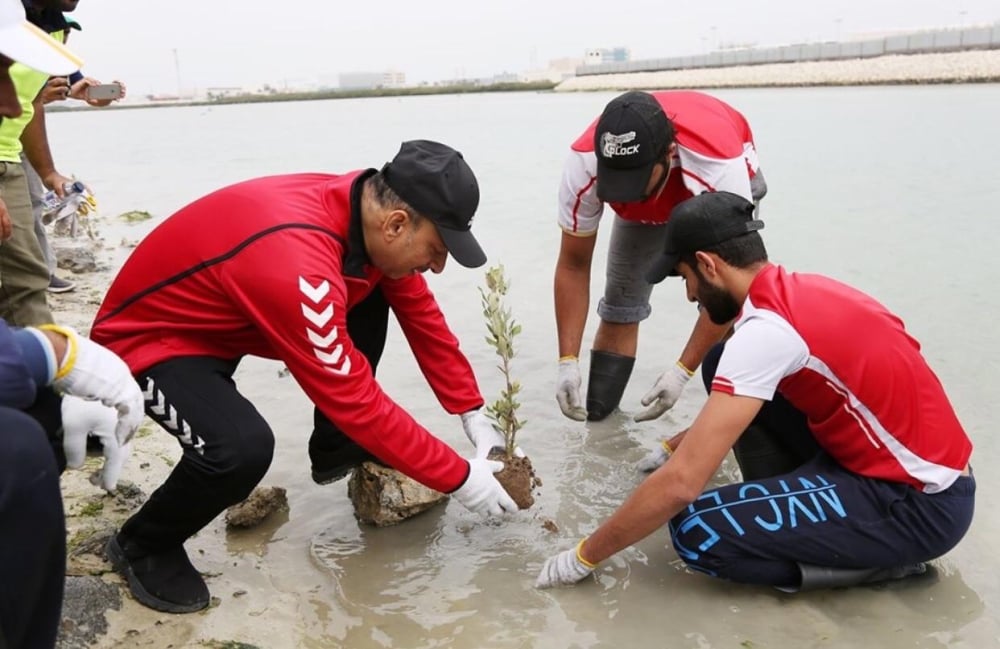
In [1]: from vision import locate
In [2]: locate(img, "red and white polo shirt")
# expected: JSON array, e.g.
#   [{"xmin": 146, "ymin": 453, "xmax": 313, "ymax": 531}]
[
  {"xmin": 558, "ymin": 90, "xmax": 760, "ymax": 234},
  {"xmin": 713, "ymin": 264, "xmax": 971, "ymax": 493}
]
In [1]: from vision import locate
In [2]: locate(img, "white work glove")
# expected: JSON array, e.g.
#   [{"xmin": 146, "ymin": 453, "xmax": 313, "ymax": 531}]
[
  {"xmin": 637, "ymin": 440, "xmax": 673, "ymax": 473},
  {"xmin": 536, "ymin": 540, "xmax": 597, "ymax": 588},
  {"xmin": 556, "ymin": 357, "xmax": 587, "ymax": 421},
  {"xmin": 61, "ymin": 396, "xmax": 132, "ymax": 491},
  {"xmin": 451, "ymin": 457, "xmax": 519, "ymax": 516},
  {"xmin": 44, "ymin": 325, "xmax": 145, "ymax": 447},
  {"xmin": 633, "ymin": 362, "xmax": 694, "ymax": 422},
  {"xmin": 461, "ymin": 409, "xmax": 525, "ymax": 459}
]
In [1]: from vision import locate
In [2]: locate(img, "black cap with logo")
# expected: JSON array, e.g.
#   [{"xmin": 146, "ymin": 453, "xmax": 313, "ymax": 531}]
[
  {"xmin": 594, "ymin": 91, "xmax": 672, "ymax": 203},
  {"xmin": 646, "ymin": 191, "xmax": 764, "ymax": 283},
  {"xmin": 382, "ymin": 140, "xmax": 485, "ymax": 268}
]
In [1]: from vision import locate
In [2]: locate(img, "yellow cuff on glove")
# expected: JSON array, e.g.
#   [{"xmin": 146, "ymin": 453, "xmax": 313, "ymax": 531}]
[
  {"xmin": 576, "ymin": 538, "xmax": 597, "ymax": 570},
  {"xmin": 36, "ymin": 324, "xmax": 78, "ymax": 380}
]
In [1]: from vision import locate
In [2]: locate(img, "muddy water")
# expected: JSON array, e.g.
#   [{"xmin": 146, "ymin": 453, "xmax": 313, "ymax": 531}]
[{"xmin": 50, "ymin": 85, "xmax": 1000, "ymax": 648}]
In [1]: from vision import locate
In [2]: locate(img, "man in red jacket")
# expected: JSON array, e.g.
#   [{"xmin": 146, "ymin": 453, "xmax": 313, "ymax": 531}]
[{"xmin": 92, "ymin": 140, "xmax": 517, "ymax": 614}]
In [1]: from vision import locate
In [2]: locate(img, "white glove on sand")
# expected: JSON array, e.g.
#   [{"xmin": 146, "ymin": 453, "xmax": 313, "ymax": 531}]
[
  {"xmin": 46, "ymin": 325, "xmax": 144, "ymax": 446},
  {"xmin": 62, "ymin": 395, "xmax": 133, "ymax": 491}
]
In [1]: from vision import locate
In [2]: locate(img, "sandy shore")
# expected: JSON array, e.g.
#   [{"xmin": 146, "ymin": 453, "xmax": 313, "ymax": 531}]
[
  {"xmin": 49, "ymin": 229, "xmax": 266, "ymax": 649},
  {"xmin": 555, "ymin": 49, "xmax": 1000, "ymax": 91}
]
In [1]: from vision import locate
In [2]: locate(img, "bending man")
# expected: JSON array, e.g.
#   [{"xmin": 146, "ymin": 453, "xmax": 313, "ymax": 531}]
[
  {"xmin": 92, "ymin": 140, "xmax": 517, "ymax": 614},
  {"xmin": 539, "ymin": 191, "xmax": 973, "ymax": 591},
  {"xmin": 554, "ymin": 89, "xmax": 765, "ymax": 421}
]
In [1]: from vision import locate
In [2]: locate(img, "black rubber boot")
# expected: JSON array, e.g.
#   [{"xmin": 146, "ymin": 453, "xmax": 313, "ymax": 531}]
[
  {"xmin": 309, "ymin": 428, "xmax": 379, "ymax": 485},
  {"xmin": 106, "ymin": 533, "xmax": 210, "ymax": 613},
  {"xmin": 585, "ymin": 350, "xmax": 636, "ymax": 421},
  {"xmin": 782, "ymin": 562, "xmax": 928, "ymax": 592}
]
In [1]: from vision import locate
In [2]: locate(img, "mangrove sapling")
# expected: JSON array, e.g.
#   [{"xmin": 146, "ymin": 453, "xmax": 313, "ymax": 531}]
[{"xmin": 480, "ymin": 265, "xmax": 537, "ymax": 509}]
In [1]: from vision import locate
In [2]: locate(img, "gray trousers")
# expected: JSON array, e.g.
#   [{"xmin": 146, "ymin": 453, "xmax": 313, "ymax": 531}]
[
  {"xmin": 21, "ymin": 153, "xmax": 55, "ymax": 273},
  {"xmin": 597, "ymin": 170, "xmax": 768, "ymax": 325}
]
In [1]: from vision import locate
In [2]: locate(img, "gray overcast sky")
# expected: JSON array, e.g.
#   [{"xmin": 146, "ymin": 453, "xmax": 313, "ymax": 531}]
[{"xmin": 65, "ymin": 0, "xmax": 999, "ymax": 96}]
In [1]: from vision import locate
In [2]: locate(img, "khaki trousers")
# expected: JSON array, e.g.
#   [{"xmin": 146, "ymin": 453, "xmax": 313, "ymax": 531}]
[{"xmin": 0, "ymin": 160, "xmax": 52, "ymax": 325}]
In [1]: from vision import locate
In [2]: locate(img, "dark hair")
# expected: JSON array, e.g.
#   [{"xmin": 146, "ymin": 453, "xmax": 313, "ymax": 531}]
[
  {"xmin": 366, "ymin": 172, "xmax": 423, "ymax": 225},
  {"xmin": 660, "ymin": 117, "xmax": 677, "ymax": 156},
  {"xmin": 677, "ymin": 231, "xmax": 768, "ymax": 270}
]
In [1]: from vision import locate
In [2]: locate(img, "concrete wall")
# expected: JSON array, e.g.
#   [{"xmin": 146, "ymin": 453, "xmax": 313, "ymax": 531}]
[{"xmin": 576, "ymin": 24, "xmax": 1000, "ymax": 76}]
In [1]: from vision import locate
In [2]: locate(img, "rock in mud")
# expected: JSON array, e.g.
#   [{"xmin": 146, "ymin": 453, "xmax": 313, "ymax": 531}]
[
  {"xmin": 348, "ymin": 462, "xmax": 447, "ymax": 527},
  {"xmin": 225, "ymin": 486, "xmax": 289, "ymax": 528},
  {"xmin": 54, "ymin": 245, "xmax": 100, "ymax": 274}
]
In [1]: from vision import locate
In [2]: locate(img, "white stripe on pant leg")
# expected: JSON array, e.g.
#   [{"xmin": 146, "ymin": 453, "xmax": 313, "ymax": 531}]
[{"xmin": 143, "ymin": 377, "xmax": 205, "ymax": 456}]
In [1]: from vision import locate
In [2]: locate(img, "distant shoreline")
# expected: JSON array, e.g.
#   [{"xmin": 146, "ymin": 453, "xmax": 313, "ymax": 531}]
[
  {"xmin": 46, "ymin": 81, "xmax": 559, "ymax": 112},
  {"xmin": 48, "ymin": 51, "xmax": 1000, "ymax": 114},
  {"xmin": 555, "ymin": 50, "xmax": 1000, "ymax": 92}
]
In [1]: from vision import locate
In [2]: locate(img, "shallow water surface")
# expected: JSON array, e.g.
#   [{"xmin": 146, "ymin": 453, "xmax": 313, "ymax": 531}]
[{"xmin": 51, "ymin": 84, "xmax": 1000, "ymax": 648}]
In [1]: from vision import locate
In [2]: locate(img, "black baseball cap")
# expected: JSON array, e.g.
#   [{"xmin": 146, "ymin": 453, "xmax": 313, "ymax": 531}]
[
  {"xmin": 382, "ymin": 140, "xmax": 485, "ymax": 268},
  {"xmin": 594, "ymin": 91, "xmax": 672, "ymax": 203},
  {"xmin": 646, "ymin": 191, "xmax": 764, "ymax": 283}
]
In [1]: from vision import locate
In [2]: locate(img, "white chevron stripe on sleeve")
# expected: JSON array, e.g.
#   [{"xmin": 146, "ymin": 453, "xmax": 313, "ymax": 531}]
[
  {"xmin": 307, "ymin": 326, "xmax": 339, "ymax": 348},
  {"xmin": 297, "ymin": 276, "xmax": 353, "ymax": 377},
  {"xmin": 301, "ymin": 303, "xmax": 333, "ymax": 328},
  {"xmin": 314, "ymin": 345, "xmax": 344, "ymax": 365},
  {"xmin": 326, "ymin": 357, "xmax": 352, "ymax": 376},
  {"xmin": 299, "ymin": 277, "xmax": 331, "ymax": 303}
]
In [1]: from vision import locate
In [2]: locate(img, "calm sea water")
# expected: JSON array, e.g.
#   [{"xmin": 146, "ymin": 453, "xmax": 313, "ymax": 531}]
[{"xmin": 48, "ymin": 85, "xmax": 1000, "ymax": 648}]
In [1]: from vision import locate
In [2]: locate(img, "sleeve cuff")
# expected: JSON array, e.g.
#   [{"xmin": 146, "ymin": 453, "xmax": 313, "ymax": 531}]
[{"xmin": 12, "ymin": 327, "xmax": 58, "ymax": 386}]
